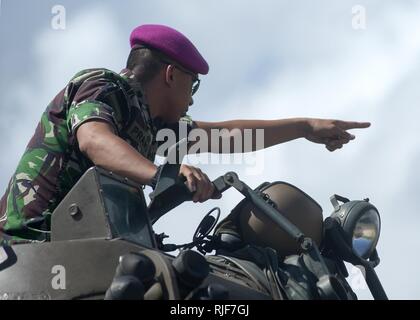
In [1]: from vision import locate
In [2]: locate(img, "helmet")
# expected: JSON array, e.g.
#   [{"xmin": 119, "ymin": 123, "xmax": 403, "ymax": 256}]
[{"xmin": 214, "ymin": 181, "xmax": 323, "ymax": 257}]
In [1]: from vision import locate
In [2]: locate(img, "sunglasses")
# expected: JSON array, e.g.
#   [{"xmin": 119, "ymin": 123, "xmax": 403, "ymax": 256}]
[{"xmin": 160, "ymin": 60, "xmax": 201, "ymax": 96}]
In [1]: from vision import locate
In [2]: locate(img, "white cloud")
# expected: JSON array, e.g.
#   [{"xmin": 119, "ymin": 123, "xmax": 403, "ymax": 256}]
[
  {"xmin": 155, "ymin": 1, "xmax": 420, "ymax": 299},
  {"xmin": 0, "ymin": 3, "xmax": 126, "ymax": 184},
  {"xmin": 34, "ymin": 4, "xmax": 127, "ymax": 89}
]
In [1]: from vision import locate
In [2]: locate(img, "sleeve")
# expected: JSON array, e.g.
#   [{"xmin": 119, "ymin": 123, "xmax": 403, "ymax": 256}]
[
  {"xmin": 66, "ymin": 77, "xmax": 130, "ymax": 138},
  {"xmin": 68, "ymin": 100, "xmax": 119, "ymax": 135}
]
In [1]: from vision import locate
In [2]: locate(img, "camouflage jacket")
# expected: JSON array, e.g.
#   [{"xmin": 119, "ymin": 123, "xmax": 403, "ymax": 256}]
[{"xmin": 0, "ymin": 68, "xmax": 194, "ymax": 245}]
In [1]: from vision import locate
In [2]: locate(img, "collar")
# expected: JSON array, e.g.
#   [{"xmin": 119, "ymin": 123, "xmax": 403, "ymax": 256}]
[
  {"xmin": 119, "ymin": 68, "xmax": 156, "ymax": 131},
  {"xmin": 119, "ymin": 68, "xmax": 144, "ymax": 97},
  {"xmin": 119, "ymin": 68, "xmax": 169, "ymax": 132}
]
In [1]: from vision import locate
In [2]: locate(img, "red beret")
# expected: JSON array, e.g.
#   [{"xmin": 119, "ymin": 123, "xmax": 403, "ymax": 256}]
[{"xmin": 130, "ymin": 24, "xmax": 209, "ymax": 75}]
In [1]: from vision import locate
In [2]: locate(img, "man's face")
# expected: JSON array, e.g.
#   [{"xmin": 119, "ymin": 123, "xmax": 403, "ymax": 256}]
[{"xmin": 162, "ymin": 63, "xmax": 199, "ymax": 123}]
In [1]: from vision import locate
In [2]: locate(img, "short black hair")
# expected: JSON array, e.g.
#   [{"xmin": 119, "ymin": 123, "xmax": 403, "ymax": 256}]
[{"xmin": 126, "ymin": 46, "xmax": 165, "ymax": 84}]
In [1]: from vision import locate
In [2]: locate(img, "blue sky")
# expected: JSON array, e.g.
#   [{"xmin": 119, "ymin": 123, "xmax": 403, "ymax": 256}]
[{"xmin": 1, "ymin": 0, "xmax": 420, "ymax": 299}]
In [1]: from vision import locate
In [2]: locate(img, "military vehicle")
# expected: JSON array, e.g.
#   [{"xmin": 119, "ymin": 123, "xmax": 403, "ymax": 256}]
[{"xmin": 0, "ymin": 148, "xmax": 387, "ymax": 300}]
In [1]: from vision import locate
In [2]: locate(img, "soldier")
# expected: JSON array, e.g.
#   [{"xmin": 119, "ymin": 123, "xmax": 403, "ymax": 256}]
[{"xmin": 0, "ymin": 24, "xmax": 370, "ymax": 245}]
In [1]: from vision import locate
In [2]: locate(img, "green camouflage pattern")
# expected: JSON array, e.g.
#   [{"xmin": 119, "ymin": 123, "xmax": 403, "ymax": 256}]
[{"xmin": 0, "ymin": 68, "xmax": 194, "ymax": 246}]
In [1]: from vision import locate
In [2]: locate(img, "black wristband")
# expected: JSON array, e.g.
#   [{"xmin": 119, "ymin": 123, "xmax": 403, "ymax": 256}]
[{"xmin": 149, "ymin": 165, "xmax": 163, "ymax": 190}]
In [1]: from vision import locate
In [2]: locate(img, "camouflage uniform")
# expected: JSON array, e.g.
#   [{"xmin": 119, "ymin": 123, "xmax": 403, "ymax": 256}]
[{"xmin": 0, "ymin": 68, "xmax": 195, "ymax": 246}]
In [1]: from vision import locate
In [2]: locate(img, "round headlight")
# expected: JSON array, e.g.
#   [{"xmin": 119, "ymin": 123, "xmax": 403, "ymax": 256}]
[
  {"xmin": 330, "ymin": 195, "xmax": 381, "ymax": 260},
  {"xmin": 352, "ymin": 208, "xmax": 380, "ymax": 259}
]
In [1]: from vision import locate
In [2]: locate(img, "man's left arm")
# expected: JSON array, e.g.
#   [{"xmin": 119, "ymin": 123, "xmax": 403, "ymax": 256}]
[{"xmin": 192, "ymin": 118, "xmax": 371, "ymax": 153}]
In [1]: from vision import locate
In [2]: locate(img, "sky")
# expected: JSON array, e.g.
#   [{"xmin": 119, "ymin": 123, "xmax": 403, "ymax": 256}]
[{"xmin": 1, "ymin": 0, "xmax": 419, "ymax": 299}]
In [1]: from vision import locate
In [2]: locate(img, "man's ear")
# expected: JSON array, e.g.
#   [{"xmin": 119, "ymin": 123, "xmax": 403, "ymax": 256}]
[{"xmin": 165, "ymin": 65, "xmax": 175, "ymax": 85}]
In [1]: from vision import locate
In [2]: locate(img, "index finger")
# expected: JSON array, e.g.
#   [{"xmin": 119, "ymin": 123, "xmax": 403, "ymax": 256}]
[{"xmin": 337, "ymin": 121, "xmax": 371, "ymax": 130}]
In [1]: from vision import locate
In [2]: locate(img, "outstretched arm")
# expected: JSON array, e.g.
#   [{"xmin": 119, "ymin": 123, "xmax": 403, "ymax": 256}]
[{"xmin": 193, "ymin": 118, "xmax": 371, "ymax": 153}]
